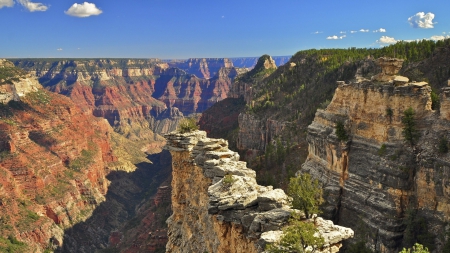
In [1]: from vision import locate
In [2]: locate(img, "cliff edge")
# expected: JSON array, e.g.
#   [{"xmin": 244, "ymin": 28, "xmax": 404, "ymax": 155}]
[
  {"xmin": 164, "ymin": 131, "xmax": 353, "ymax": 253},
  {"xmin": 301, "ymin": 58, "xmax": 450, "ymax": 251}
]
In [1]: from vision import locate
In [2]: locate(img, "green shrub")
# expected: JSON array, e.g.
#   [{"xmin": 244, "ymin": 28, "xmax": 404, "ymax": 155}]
[
  {"xmin": 378, "ymin": 144, "xmax": 387, "ymax": 156},
  {"xmin": 400, "ymin": 243, "xmax": 430, "ymax": 253},
  {"xmin": 288, "ymin": 173, "xmax": 323, "ymax": 218},
  {"xmin": 431, "ymin": 90, "xmax": 440, "ymax": 111},
  {"xmin": 222, "ymin": 174, "xmax": 236, "ymax": 186},
  {"xmin": 386, "ymin": 107, "xmax": 393, "ymax": 122},
  {"xmin": 265, "ymin": 212, "xmax": 324, "ymax": 253},
  {"xmin": 335, "ymin": 121, "xmax": 348, "ymax": 141},
  {"xmin": 402, "ymin": 107, "xmax": 419, "ymax": 145},
  {"xmin": 177, "ymin": 117, "xmax": 198, "ymax": 133}
]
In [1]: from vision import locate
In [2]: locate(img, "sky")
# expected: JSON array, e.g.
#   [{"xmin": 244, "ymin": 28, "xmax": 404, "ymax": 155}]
[{"xmin": 1, "ymin": 0, "xmax": 450, "ymax": 59}]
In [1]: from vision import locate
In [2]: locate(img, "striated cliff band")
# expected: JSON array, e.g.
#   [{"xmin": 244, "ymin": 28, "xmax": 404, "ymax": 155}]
[
  {"xmin": 13, "ymin": 58, "xmax": 245, "ymax": 153},
  {"xmin": 301, "ymin": 57, "xmax": 450, "ymax": 252},
  {"xmin": 0, "ymin": 60, "xmax": 118, "ymax": 251},
  {"xmin": 164, "ymin": 130, "xmax": 353, "ymax": 253}
]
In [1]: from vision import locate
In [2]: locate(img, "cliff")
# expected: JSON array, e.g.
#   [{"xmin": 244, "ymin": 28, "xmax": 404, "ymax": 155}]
[
  {"xmin": 164, "ymin": 130, "xmax": 353, "ymax": 253},
  {"xmin": 0, "ymin": 65, "xmax": 118, "ymax": 251},
  {"xmin": 13, "ymin": 59, "xmax": 242, "ymax": 153},
  {"xmin": 300, "ymin": 58, "xmax": 450, "ymax": 251}
]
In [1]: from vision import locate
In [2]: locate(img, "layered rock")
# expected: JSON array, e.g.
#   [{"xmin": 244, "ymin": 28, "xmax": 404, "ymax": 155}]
[
  {"xmin": 14, "ymin": 59, "xmax": 242, "ymax": 153},
  {"xmin": 301, "ymin": 58, "xmax": 450, "ymax": 252},
  {"xmin": 0, "ymin": 83, "xmax": 117, "ymax": 252},
  {"xmin": 0, "ymin": 59, "xmax": 40, "ymax": 104},
  {"xmin": 165, "ymin": 131, "xmax": 353, "ymax": 253}
]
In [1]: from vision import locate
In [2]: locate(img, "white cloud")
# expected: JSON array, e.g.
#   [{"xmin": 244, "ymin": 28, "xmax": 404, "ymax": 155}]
[
  {"xmin": 377, "ymin": 36, "xmax": 397, "ymax": 44},
  {"xmin": 373, "ymin": 28, "xmax": 386, "ymax": 33},
  {"xmin": 350, "ymin": 30, "xmax": 357, "ymax": 34},
  {"xmin": 430, "ymin": 35, "xmax": 450, "ymax": 41},
  {"xmin": 327, "ymin": 35, "xmax": 345, "ymax": 40},
  {"xmin": 65, "ymin": 2, "xmax": 102, "ymax": 17},
  {"xmin": 17, "ymin": 0, "xmax": 48, "ymax": 12},
  {"xmin": 57, "ymin": 48, "xmax": 63, "ymax": 51},
  {"xmin": 313, "ymin": 31, "xmax": 323, "ymax": 34},
  {"xmin": 408, "ymin": 12, "xmax": 436, "ymax": 29},
  {"xmin": 359, "ymin": 29, "xmax": 369, "ymax": 33},
  {"xmin": 340, "ymin": 31, "xmax": 346, "ymax": 34},
  {"xmin": 0, "ymin": 0, "xmax": 14, "ymax": 9}
]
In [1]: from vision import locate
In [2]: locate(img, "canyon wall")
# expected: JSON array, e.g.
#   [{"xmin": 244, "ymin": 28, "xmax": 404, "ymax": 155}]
[
  {"xmin": 300, "ymin": 58, "xmax": 450, "ymax": 252},
  {"xmin": 13, "ymin": 59, "xmax": 242, "ymax": 153},
  {"xmin": 164, "ymin": 130, "xmax": 353, "ymax": 253},
  {"xmin": 0, "ymin": 80, "xmax": 117, "ymax": 251}
]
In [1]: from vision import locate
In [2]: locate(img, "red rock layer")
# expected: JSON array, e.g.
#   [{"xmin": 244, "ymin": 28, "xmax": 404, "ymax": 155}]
[{"xmin": 0, "ymin": 89, "xmax": 116, "ymax": 251}]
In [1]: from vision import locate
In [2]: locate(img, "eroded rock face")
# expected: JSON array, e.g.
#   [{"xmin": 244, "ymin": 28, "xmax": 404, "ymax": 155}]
[
  {"xmin": 165, "ymin": 131, "xmax": 353, "ymax": 253},
  {"xmin": 0, "ymin": 86, "xmax": 116, "ymax": 252},
  {"xmin": 301, "ymin": 62, "xmax": 450, "ymax": 251},
  {"xmin": 372, "ymin": 57, "xmax": 406, "ymax": 82}
]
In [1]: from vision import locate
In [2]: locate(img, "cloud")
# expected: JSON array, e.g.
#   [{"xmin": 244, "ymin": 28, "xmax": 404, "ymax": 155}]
[
  {"xmin": 430, "ymin": 35, "xmax": 450, "ymax": 41},
  {"xmin": 350, "ymin": 30, "xmax": 357, "ymax": 34},
  {"xmin": 313, "ymin": 31, "xmax": 323, "ymax": 34},
  {"xmin": 326, "ymin": 35, "xmax": 345, "ymax": 40},
  {"xmin": 340, "ymin": 31, "xmax": 346, "ymax": 34},
  {"xmin": 373, "ymin": 28, "xmax": 386, "ymax": 33},
  {"xmin": 359, "ymin": 29, "xmax": 369, "ymax": 33},
  {"xmin": 408, "ymin": 12, "xmax": 436, "ymax": 29},
  {"xmin": 57, "ymin": 48, "xmax": 63, "ymax": 51},
  {"xmin": 0, "ymin": 0, "xmax": 14, "ymax": 9},
  {"xmin": 376, "ymin": 36, "xmax": 397, "ymax": 44},
  {"xmin": 17, "ymin": 0, "xmax": 48, "ymax": 12},
  {"xmin": 65, "ymin": 2, "xmax": 102, "ymax": 17}
]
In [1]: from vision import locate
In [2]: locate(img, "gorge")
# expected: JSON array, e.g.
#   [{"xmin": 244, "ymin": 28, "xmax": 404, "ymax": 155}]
[{"xmin": 2, "ymin": 39, "xmax": 450, "ymax": 253}]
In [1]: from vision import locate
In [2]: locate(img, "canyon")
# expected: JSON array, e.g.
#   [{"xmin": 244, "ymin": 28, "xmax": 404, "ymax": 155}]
[{"xmin": 3, "ymin": 40, "xmax": 450, "ymax": 252}]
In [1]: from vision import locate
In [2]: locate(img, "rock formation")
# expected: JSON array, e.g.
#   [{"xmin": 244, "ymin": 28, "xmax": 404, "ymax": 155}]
[
  {"xmin": 0, "ymin": 66, "xmax": 118, "ymax": 251},
  {"xmin": 0, "ymin": 60, "xmax": 40, "ymax": 104},
  {"xmin": 13, "ymin": 59, "xmax": 242, "ymax": 153},
  {"xmin": 301, "ymin": 58, "xmax": 450, "ymax": 251},
  {"xmin": 164, "ymin": 130, "xmax": 353, "ymax": 253}
]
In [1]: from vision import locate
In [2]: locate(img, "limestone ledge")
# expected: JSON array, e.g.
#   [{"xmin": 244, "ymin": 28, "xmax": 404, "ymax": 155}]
[{"xmin": 165, "ymin": 131, "xmax": 353, "ymax": 252}]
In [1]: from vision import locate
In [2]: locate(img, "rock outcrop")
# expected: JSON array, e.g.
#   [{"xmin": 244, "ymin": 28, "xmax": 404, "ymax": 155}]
[
  {"xmin": 301, "ymin": 58, "xmax": 450, "ymax": 252},
  {"xmin": 0, "ymin": 59, "xmax": 40, "ymax": 104},
  {"xmin": 165, "ymin": 131, "xmax": 353, "ymax": 253}
]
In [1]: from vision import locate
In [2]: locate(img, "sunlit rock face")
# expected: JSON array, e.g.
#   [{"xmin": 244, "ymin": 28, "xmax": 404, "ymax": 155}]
[
  {"xmin": 165, "ymin": 131, "xmax": 353, "ymax": 253},
  {"xmin": 301, "ymin": 58, "xmax": 450, "ymax": 252}
]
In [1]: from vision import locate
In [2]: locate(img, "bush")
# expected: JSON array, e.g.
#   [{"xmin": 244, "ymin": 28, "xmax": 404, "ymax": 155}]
[
  {"xmin": 400, "ymin": 243, "xmax": 430, "ymax": 253},
  {"xmin": 335, "ymin": 121, "xmax": 348, "ymax": 141},
  {"xmin": 288, "ymin": 173, "xmax": 323, "ymax": 219},
  {"xmin": 265, "ymin": 212, "xmax": 324, "ymax": 253},
  {"xmin": 222, "ymin": 174, "xmax": 236, "ymax": 186},
  {"xmin": 402, "ymin": 107, "xmax": 419, "ymax": 145},
  {"xmin": 177, "ymin": 117, "xmax": 198, "ymax": 133},
  {"xmin": 378, "ymin": 144, "xmax": 387, "ymax": 156},
  {"xmin": 431, "ymin": 90, "xmax": 440, "ymax": 111},
  {"xmin": 386, "ymin": 107, "xmax": 393, "ymax": 122}
]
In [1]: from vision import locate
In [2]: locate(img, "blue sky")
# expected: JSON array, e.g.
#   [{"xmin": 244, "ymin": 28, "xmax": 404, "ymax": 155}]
[{"xmin": 1, "ymin": 0, "xmax": 449, "ymax": 58}]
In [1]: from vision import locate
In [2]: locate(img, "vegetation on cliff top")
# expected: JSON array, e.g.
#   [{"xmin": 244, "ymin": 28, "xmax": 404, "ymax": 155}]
[
  {"xmin": 266, "ymin": 173, "xmax": 324, "ymax": 252},
  {"xmin": 177, "ymin": 117, "xmax": 199, "ymax": 133}
]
